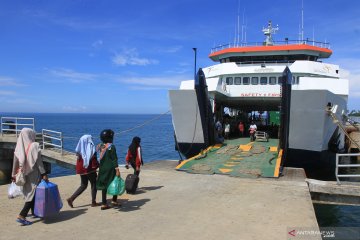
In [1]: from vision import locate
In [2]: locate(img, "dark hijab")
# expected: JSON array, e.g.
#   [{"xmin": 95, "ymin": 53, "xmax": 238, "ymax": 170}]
[{"xmin": 129, "ymin": 136, "xmax": 141, "ymax": 156}]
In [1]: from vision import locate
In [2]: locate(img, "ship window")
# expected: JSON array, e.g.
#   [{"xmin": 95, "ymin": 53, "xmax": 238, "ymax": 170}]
[
  {"xmin": 251, "ymin": 77, "xmax": 259, "ymax": 85},
  {"xmin": 278, "ymin": 76, "xmax": 283, "ymax": 85},
  {"xmin": 269, "ymin": 77, "xmax": 277, "ymax": 85},
  {"xmin": 260, "ymin": 77, "xmax": 267, "ymax": 85},
  {"xmin": 243, "ymin": 77, "xmax": 250, "ymax": 85},
  {"xmin": 226, "ymin": 77, "xmax": 233, "ymax": 85},
  {"xmin": 234, "ymin": 77, "xmax": 241, "ymax": 85}
]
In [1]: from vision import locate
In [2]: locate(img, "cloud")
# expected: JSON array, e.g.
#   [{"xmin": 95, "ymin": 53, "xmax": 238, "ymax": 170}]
[
  {"xmin": 115, "ymin": 76, "xmax": 190, "ymax": 89},
  {"xmin": 0, "ymin": 90, "xmax": 16, "ymax": 96},
  {"xmin": 337, "ymin": 58, "xmax": 360, "ymax": 87},
  {"xmin": 155, "ymin": 45, "xmax": 183, "ymax": 53},
  {"xmin": 62, "ymin": 106, "xmax": 88, "ymax": 113},
  {"xmin": 4, "ymin": 98, "xmax": 39, "ymax": 105},
  {"xmin": 112, "ymin": 48, "xmax": 158, "ymax": 66},
  {"xmin": 92, "ymin": 40, "xmax": 103, "ymax": 48},
  {"xmin": 342, "ymin": 69, "xmax": 360, "ymax": 97},
  {"xmin": 0, "ymin": 76, "xmax": 26, "ymax": 87},
  {"xmin": 48, "ymin": 68, "xmax": 98, "ymax": 83}
]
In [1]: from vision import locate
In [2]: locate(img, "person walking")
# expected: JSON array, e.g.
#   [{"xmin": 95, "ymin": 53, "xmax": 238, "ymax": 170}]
[
  {"xmin": 238, "ymin": 121, "xmax": 245, "ymax": 137},
  {"xmin": 96, "ymin": 129, "xmax": 120, "ymax": 210},
  {"xmin": 67, "ymin": 135, "xmax": 99, "ymax": 208},
  {"xmin": 224, "ymin": 122, "xmax": 230, "ymax": 139},
  {"xmin": 125, "ymin": 136, "xmax": 143, "ymax": 176},
  {"xmin": 215, "ymin": 119, "xmax": 224, "ymax": 143},
  {"xmin": 12, "ymin": 128, "xmax": 48, "ymax": 226}
]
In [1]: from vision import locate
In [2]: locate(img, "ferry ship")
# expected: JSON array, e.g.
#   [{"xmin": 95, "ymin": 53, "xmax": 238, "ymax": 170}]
[{"xmin": 169, "ymin": 21, "xmax": 349, "ymax": 178}]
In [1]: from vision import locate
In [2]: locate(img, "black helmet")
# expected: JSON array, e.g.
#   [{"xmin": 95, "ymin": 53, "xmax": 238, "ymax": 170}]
[{"xmin": 100, "ymin": 129, "xmax": 114, "ymax": 143}]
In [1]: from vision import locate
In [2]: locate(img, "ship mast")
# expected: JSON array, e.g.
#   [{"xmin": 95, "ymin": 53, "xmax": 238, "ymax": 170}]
[{"xmin": 262, "ymin": 20, "xmax": 279, "ymax": 46}]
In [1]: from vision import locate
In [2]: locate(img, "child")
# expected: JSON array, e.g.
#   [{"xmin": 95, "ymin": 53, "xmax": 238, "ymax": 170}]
[
  {"xmin": 96, "ymin": 129, "xmax": 120, "ymax": 210},
  {"xmin": 125, "ymin": 136, "xmax": 143, "ymax": 176},
  {"xmin": 67, "ymin": 135, "xmax": 99, "ymax": 208}
]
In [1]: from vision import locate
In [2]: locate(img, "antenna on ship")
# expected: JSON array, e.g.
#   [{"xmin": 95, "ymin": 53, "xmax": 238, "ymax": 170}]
[
  {"xmin": 237, "ymin": 0, "xmax": 241, "ymax": 46},
  {"xmin": 262, "ymin": 20, "xmax": 279, "ymax": 46},
  {"xmin": 233, "ymin": 0, "xmax": 241, "ymax": 46},
  {"xmin": 301, "ymin": 0, "xmax": 304, "ymax": 41},
  {"xmin": 312, "ymin": 26, "xmax": 315, "ymax": 46},
  {"xmin": 241, "ymin": 8, "xmax": 246, "ymax": 45}
]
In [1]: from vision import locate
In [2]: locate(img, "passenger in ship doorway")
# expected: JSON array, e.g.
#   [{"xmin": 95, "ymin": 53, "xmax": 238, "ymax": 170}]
[
  {"xmin": 224, "ymin": 121, "xmax": 230, "ymax": 139},
  {"xmin": 238, "ymin": 121, "xmax": 245, "ymax": 137},
  {"xmin": 249, "ymin": 121, "xmax": 257, "ymax": 142},
  {"xmin": 125, "ymin": 136, "xmax": 143, "ymax": 176},
  {"xmin": 67, "ymin": 135, "xmax": 99, "ymax": 209},
  {"xmin": 215, "ymin": 119, "xmax": 224, "ymax": 143}
]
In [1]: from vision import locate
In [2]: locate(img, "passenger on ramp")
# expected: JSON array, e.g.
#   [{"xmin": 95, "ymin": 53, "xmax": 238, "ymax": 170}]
[
  {"xmin": 96, "ymin": 129, "xmax": 121, "ymax": 210},
  {"xmin": 67, "ymin": 135, "xmax": 99, "ymax": 208},
  {"xmin": 12, "ymin": 128, "xmax": 48, "ymax": 226},
  {"xmin": 125, "ymin": 136, "xmax": 143, "ymax": 176}
]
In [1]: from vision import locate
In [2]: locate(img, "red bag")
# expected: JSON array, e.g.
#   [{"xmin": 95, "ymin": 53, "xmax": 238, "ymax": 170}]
[{"xmin": 76, "ymin": 155, "xmax": 99, "ymax": 174}]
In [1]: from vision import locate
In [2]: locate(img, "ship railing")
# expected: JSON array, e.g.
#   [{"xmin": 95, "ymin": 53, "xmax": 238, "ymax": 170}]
[
  {"xmin": 335, "ymin": 153, "xmax": 360, "ymax": 184},
  {"xmin": 210, "ymin": 39, "xmax": 330, "ymax": 53},
  {"xmin": 42, "ymin": 129, "xmax": 63, "ymax": 155},
  {"xmin": 0, "ymin": 117, "xmax": 35, "ymax": 137}
]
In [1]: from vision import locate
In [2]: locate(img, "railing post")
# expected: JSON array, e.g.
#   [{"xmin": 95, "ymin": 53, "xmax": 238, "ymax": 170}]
[
  {"xmin": 60, "ymin": 132, "xmax": 63, "ymax": 155},
  {"xmin": 335, "ymin": 154, "xmax": 340, "ymax": 185},
  {"xmin": 42, "ymin": 129, "xmax": 45, "ymax": 150},
  {"xmin": 15, "ymin": 118, "xmax": 18, "ymax": 137}
]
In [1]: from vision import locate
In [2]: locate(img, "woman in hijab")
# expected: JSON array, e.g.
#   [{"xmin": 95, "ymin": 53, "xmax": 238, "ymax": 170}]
[
  {"xmin": 12, "ymin": 128, "xmax": 48, "ymax": 226},
  {"xmin": 96, "ymin": 129, "xmax": 120, "ymax": 210},
  {"xmin": 125, "ymin": 136, "xmax": 143, "ymax": 176},
  {"xmin": 67, "ymin": 135, "xmax": 99, "ymax": 208}
]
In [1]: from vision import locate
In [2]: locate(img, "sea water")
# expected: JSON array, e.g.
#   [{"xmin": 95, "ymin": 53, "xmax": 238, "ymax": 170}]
[
  {"xmin": 1, "ymin": 113, "xmax": 180, "ymax": 177},
  {"xmin": 1, "ymin": 112, "xmax": 359, "ymax": 235}
]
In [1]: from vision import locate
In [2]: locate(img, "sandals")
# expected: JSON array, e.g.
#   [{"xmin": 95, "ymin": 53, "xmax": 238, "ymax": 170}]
[
  {"xmin": 29, "ymin": 214, "xmax": 40, "ymax": 219},
  {"xmin": 111, "ymin": 201, "xmax": 121, "ymax": 207},
  {"xmin": 100, "ymin": 205, "xmax": 110, "ymax": 210},
  {"xmin": 91, "ymin": 202, "xmax": 100, "ymax": 207},
  {"xmin": 16, "ymin": 218, "xmax": 32, "ymax": 226}
]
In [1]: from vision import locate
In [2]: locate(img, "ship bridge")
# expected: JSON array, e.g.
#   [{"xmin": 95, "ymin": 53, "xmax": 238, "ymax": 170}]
[{"xmin": 209, "ymin": 21, "xmax": 332, "ymax": 64}]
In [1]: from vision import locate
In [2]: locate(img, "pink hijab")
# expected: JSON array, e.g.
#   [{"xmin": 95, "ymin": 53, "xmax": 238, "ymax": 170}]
[{"xmin": 12, "ymin": 128, "xmax": 40, "ymax": 176}]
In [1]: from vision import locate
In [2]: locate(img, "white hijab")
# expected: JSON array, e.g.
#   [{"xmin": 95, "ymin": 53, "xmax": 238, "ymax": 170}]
[
  {"xmin": 12, "ymin": 128, "xmax": 40, "ymax": 176},
  {"xmin": 75, "ymin": 135, "xmax": 96, "ymax": 168}
]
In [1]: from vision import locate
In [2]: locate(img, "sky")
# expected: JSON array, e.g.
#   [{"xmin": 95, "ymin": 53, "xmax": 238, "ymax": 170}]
[{"xmin": 0, "ymin": 0, "xmax": 360, "ymax": 114}]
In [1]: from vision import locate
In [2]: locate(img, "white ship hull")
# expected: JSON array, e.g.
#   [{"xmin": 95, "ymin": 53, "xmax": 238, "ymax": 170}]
[{"xmin": 168, "ymin": 21, "xmax": 349, "ymax": 178}]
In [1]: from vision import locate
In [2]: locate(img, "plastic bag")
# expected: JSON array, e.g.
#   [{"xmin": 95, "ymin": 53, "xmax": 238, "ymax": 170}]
[
  {"xmin": 107, "ymin": 176, "xmax": 125, "ymax": 196},
  {"xmin": 8, "ymin": 182, "xmax": 23, "ymax": 199},
  {"xmin": 34, "ymin": 180, "xmax": 63, "ymax": 218}
]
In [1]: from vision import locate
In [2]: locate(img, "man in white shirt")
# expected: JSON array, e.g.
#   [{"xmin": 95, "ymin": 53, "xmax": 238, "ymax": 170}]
[{"xmin": 249, "ymin": 121, "xmax": 257, "ymax": 141}]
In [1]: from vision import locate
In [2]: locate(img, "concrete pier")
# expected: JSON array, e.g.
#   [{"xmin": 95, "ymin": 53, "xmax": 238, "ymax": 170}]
[
  {"xmin": 0, "ymin": 135, "xmax": 75, "ymax": 184},
  {"xmin": 0, "ymin": 161, "xmax": 321, "ymax": 240}
]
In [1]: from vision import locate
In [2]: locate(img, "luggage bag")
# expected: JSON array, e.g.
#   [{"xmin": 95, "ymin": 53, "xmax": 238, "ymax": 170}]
[
  {"xmin": 34, "ymin": 180, "xmax": 63, "ymax": 217},
  {"xmin": 125, "ymin": 174, "xmax": 139, "ymax": 194}
]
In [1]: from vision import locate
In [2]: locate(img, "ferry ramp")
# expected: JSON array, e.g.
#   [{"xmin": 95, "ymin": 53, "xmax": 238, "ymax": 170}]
[{"xmin": 176, "ymin": 138, "xmax": 281, "ymax": 178}]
